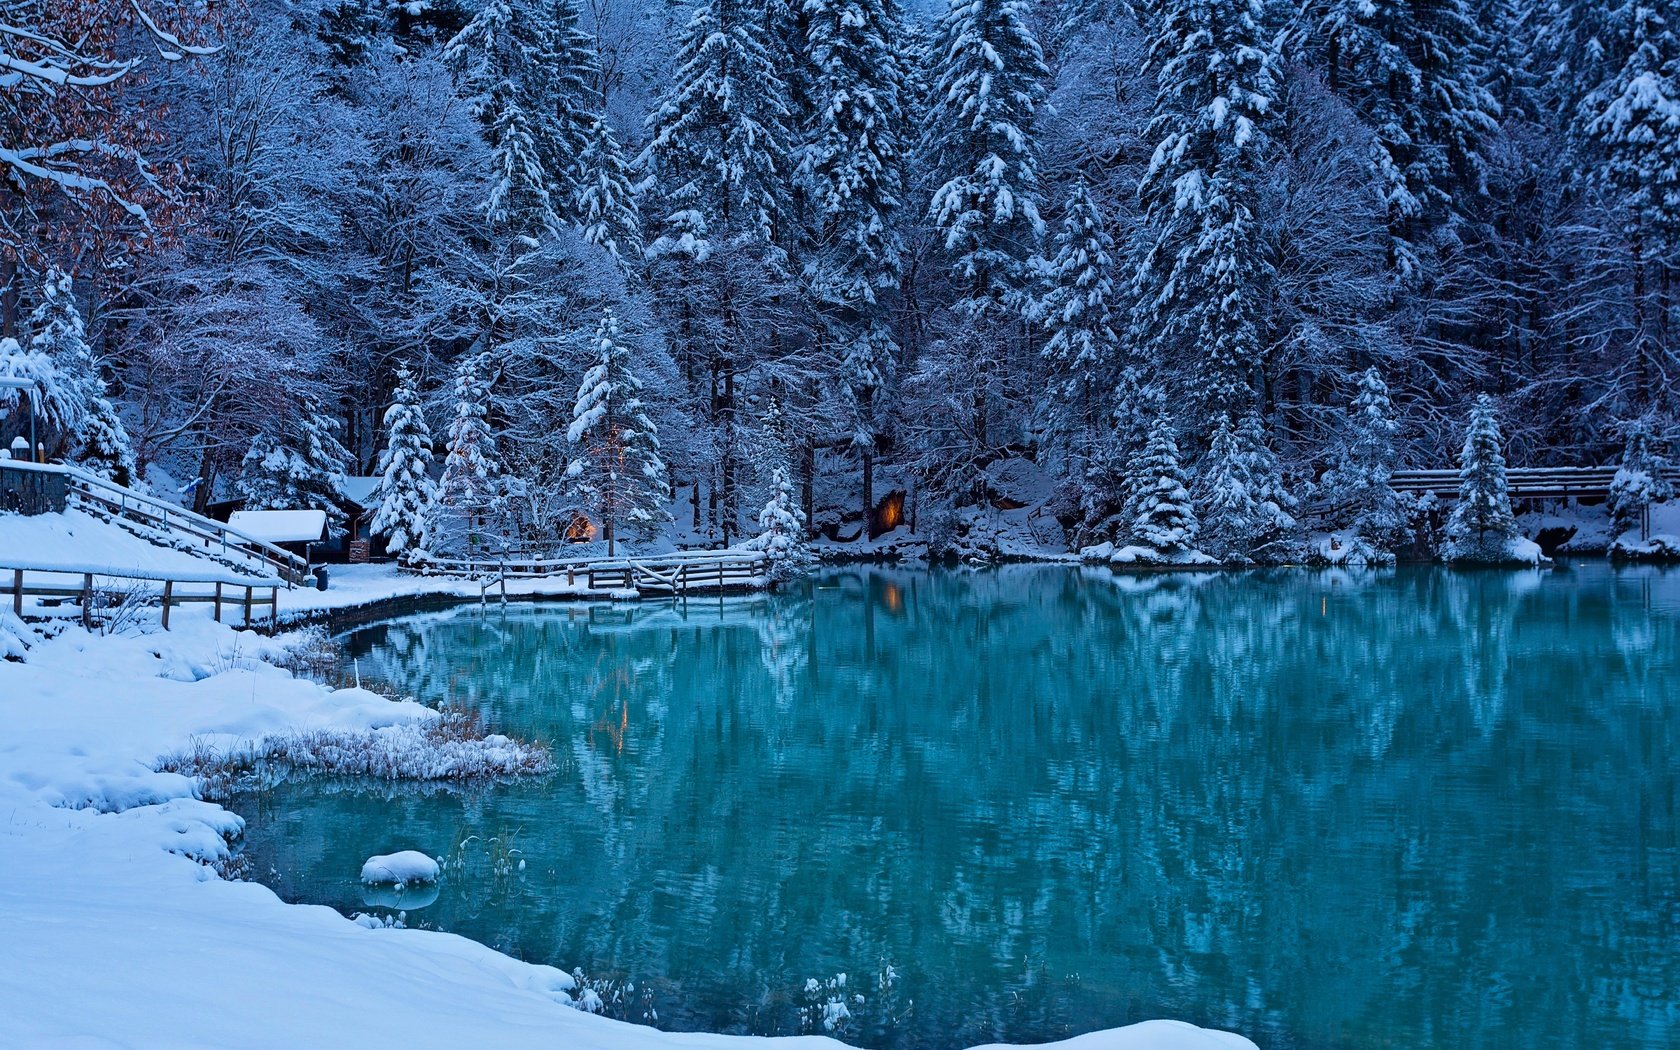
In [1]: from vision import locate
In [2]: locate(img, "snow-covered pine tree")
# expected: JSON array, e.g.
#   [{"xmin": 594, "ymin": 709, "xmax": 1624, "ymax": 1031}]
[
  {"xmin": 1034, "ymin": 180, "xmax": 1120, "ymax": 475},
  {"xmin": 921, "ymin": 0, "xmax": 1047, "ymax": 475},
  {"xmin": 745, "ymin": 464, "xmax": 814, "ymax": 579},
  {"xmin": 1299, "ymin": 0, "xmax": 1500, "ymax": 278},
  {"xmin": 369, "ymin": 365, "xmax": 437, "ymax": 560},
  {"xmin": 445, "ymin": 0, "xmax": 600, "ymax": 235},
  {"xmin": 1121, "ymin": 408, "xmax": 1199, "ymax": 557},
  {"xmin": 1078, "ymin": 366, "xmax": 1157, "ymax": 546},
  {"xmin": 1319, "ymin": 367, "xmax": 1410, "ymax": 551},
  {"xmin": 1133, "ymin": 0, "xmax": 1276, "ymax": 431},
  {"xmin": 1443, "ymin": 394, "xmax": 1520, "ymax": 562},
  {"xmin": 25, "ymin": 270, "xmax": 139, "ymax": 486},
  {"xmin": 430, "ymin": 352, "xmax": 506, "ymax": 555},
  {"xmin": 800, "ymin": 0, "xmax": 907, "ymax": 521},
  {"xmin": 574, "ymin": 117, "xmax": 643, "ymax": 264},
  {"xmin": 1236, "ymin": 411, "xmax": 1299, "ymax": 548},
  {"xmin": 565, "ymin": 308, "xmax": 673, "ymax": 555},
  {"xmin": 1580, "ymin": 2, "xmax": 1680, "ymax": 411},
  {"xmin": 1608, "ymin": 416, "xmax": 1674, "ymax": 540},
  {"xmin": 1196, "ymin": 417, "xmax": 1261, "ymax": 561},
  {"xmin": 642, "ymin": 0, "xmax": 794, "ymax": 255},
  {"xmin": 235, "ymin": 401, "xmax": 351, "ymax": 525}
]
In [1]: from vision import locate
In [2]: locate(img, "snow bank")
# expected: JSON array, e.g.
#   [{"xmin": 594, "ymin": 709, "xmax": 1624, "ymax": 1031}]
[{"xmin": 361, "ymin": 851, "xmax": 440, "ymax": 886}]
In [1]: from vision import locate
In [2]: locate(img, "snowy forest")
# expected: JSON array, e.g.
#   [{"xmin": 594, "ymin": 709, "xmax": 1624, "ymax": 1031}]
[{"xmin": 2, "ymin": 0, "xmax": 1677, "ymax": 565}]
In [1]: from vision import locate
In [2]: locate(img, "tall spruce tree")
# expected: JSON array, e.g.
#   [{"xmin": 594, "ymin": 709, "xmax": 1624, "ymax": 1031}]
[
  {"xmin": 575, "ymin": 117, "xmax": 644, "ymax": 264},
  {"xmin": 1580, "ymin": 1, "xmax": 1680, "ymax": 412},
  {"xmin": 1034, "ymin": 180, "xmax": 1120, "ymax": 475},
  {"xmin": 370, "ymin": 365, "xmax": 437, "ymax": 559},
  {"xmin": 565, "ymin": 308, "xmax": 673, "ymax": 554},
  {"xmin": 800, "ymin": 0, "xmax": 907, "ymax": 521},
  {"xmin": 1133, "ymin": 0, "xmax": 1277, "ymax": 432},
  {"xmin": 643, "ymin": 0, "xmax": 794, "ymax": 255},
  {"xmin": 923, "ymin": 0, "xmax": 1048, "ymax": 456}
]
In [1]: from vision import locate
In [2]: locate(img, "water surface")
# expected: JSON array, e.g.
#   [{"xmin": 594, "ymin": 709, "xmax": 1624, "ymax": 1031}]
[{"xmin": 231, "ymin": 564, "xmax": 1680, "ymax": 1049}]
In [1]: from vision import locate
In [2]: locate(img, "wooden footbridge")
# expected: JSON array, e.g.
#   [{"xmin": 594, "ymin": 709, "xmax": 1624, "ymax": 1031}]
[{"xmin": 415, "ymin": 549, "xmax": 769, "ymax": 598}]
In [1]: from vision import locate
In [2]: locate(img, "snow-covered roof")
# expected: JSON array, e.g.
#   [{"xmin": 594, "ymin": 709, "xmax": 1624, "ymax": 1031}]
[
  {"xmin": 339, "ymin": 476, "xmax": 380, "ymax": 507},
  {"xmin": 227, "ymin": 509, "xmax": 329, "ymax": 543}
]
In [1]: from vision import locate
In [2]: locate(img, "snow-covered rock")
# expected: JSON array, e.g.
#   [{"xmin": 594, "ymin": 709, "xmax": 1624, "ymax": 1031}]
[{"xmin": 361, "ymin": 851, "xmax": 441, "ymax": 887}]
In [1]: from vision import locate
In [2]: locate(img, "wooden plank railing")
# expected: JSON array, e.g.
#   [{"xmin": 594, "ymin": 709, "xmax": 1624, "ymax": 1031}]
[
  {"xmin": 3, "ymin": 563, "xmax": 287, "ymax": 632},
  {"xmin": 413, "ymin": 548, "xmax": 769, "ymax": 595},
  {"xmin": 1391, "ymin": 466, "xmax": 1680, "ymax": 500},
  {"xmin": 1, "ymin": 460, "xmax": 308, "ymax": 585}
]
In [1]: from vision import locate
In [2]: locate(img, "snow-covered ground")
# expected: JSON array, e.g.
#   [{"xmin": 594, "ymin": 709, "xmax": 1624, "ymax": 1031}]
[{"xmin": 0, "ymin": 522, "xmax": 1254, "ymax": 1050}]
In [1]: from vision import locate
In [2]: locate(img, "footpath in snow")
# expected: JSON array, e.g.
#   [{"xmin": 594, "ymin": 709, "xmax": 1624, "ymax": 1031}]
[{"xmin": 0, "ymin": 568, "xmax": 1254, "ymax": 1050}]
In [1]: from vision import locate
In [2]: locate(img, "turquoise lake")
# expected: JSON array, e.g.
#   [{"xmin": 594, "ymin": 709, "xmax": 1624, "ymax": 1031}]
[{"xmin": 230, "ymin": 564, "xmax": 1680, "ymax": 1049}]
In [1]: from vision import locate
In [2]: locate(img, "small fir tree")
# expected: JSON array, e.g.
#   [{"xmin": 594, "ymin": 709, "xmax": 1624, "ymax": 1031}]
[
  {"xmin": 431, "ymin": 352, "xmax": 506, "ymax": 555},
  {"xmin": 236, "ymin": 401, "xmax": 351, "ymax": 526},
  {"xmin": 26, "ymin": 270, "xmax": 139, "ymax": 485},
  {"xmin": 745, "ymin": 464, "xmax": 813, "ymax": 579},
  {"xmin": 1197, "ymin": 418, "xmax": 1262, "ymax": 561},
  {"xmin": 565, "ymin": 309, "xmax": 673, "ymax": 554},
  {"xmin": 1608, "ymin": 417, "xmax": 1674, "ymax": 539},
  {"xmin": 369, "ymin": 365, "xmax": 437, "ymax": 559},
  {"xmin": 1122, "ymin": 409, "xmax": 1199, "ymax": 555},
  {"xmin": 1319, "ymin": 367, "xmax": 1409, "ymax": 551},
  {"xmin": 1443, "ymin": 394, "xmax": 1520, "ymax": 561}
]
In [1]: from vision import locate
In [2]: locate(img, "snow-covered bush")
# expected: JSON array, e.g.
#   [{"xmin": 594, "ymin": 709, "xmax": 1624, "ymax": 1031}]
[{"xmin": 1608, "ymin": 417, "xmax": 1673, "ymax": 539}]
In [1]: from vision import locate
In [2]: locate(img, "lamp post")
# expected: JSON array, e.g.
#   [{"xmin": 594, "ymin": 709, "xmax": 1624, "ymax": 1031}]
[{"xmin": 0, "ymin": 376, "xmax": 39, "ymax": 462}]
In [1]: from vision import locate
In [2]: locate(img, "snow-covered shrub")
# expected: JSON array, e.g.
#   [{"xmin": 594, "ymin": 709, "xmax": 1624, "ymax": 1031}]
[{"xmin": 1608, "ymin": 417, "xmax": 1673, "ymax": 539}]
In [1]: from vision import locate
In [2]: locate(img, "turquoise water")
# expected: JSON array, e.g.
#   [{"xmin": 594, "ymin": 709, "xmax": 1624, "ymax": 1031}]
[{"xmin": 231, "ymin": 564, "xmax": 1680, "ymax": 1049}]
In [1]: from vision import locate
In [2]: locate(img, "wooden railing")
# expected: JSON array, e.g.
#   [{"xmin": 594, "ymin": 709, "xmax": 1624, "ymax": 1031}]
[
  {"xmin": 415, "ymin": 548, "xmax": 769, "ymax": 596},
  {"xmin": 4, "ymin": 563, "xmax": 287, "ymax": 632},
  {"xmin": 1390, "ymin": 466, "xmax": 1680, "ymax": 500},
  {"xmin": 2, "ymin": 461, "xmax": 308, "ymax": 585}
]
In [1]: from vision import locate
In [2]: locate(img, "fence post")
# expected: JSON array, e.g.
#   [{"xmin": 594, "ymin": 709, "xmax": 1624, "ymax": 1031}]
[
  {"xmin": 214, "ymin": 582, "xmax": 223, "ymax": 623},
  {"xmin": 11, "ymin": 568, "xmax": 20, "ymax": 618},
  {"xmin": 243, "ymin": 586, "xmax": 253, "ymax": 628},
  {"xmin": 161, "ymin": 581, "xmax": 173, "ymax": 630},
  {"xmin": 81, "ymin": 573, "xmax": 92, "ymax": 629},
  {"xmin": 270, "ymin": 588, "xmax": 278, "ymax": 632}
]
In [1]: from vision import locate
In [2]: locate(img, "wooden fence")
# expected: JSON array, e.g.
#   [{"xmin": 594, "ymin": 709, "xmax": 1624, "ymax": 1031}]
[
  {"xmin": 1390, "ymin": 466, "xmax": 1680, "ymax": 501},
  {"xmin": 417, "ymin": 548, "xmax": 769, "ymax": 597},
  {"xmin": 3, "ymin": 564, "xmax": 286, "ymax": 632}
]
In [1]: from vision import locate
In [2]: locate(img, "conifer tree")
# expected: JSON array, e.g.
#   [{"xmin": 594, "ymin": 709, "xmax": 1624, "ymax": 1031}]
[
  {"xmin": 370, "ymin": 365, "xmax": 437, "ymax": 559},
  {"xmin": 1443, "ymin": 394, "xmax": 1520, "ymax": 561},
  {"xmin": 801, "ymin": 0, "xmax": 907, "ymax": 519},
  {"xmin": 1608, "ymin": 416, "xmax": 1674, "ymax": 539},
  {"xmin": 25, "ymin": 270, "xmax": 138, "ymax": 486},
  {"xmin": 236, "ymin": 401, "xmax": 351, "ymax": 525},
  {"xmin": 1122, "ymin": 409, "xmax": 1199, "ymax": 556},
  {"xmin": 431, "ymin": 352, "xmax": 505, "ymax": 555},
  {"xmin": 1301, "ymin": 0, "xmax": 1500, "ymax": 276},
  {"xmin": 922, "ymin": 0, "xmax": 1048, "ymax": 460},
  {"xmin": 1133, "ymin": 0, "xmax": 1277, "ymax": 430},
  {"xmin": 1580, "ymin": 2, "xmax": 1680, "ymax": 411},
  {"xmin": 1034, "ymin": 180, "xmax": 1120, "ymax": 473},
  {"xmin": 565, "ymin": 309, "xmax": 673, "ymax": 554},
  {"xmin": 446, "ymin": 0, "xmax": 599, "ymax": 235},
  {"xmin": 575, "ymin": 117, "xmax": 644, "ymax": 264},
  {"xmin": 746, "ymin": 464, "xmax": 814, "ymax": 578},
  {"xmin": 1319, "ymin": 367, "xmax": 1409, "ymax": 550},
  {"xmin": 1197, "ymin": 418, "xmax": 1261, "ymax": 561},
  {"xmin": 643, "ymin": 0, "xmax": 794, "ymax": 254}
]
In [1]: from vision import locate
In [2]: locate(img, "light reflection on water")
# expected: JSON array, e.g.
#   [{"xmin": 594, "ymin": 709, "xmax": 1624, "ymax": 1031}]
[{"xmin": 231, "ymin": 563, "xmax": 1680, "ymax": 1049}]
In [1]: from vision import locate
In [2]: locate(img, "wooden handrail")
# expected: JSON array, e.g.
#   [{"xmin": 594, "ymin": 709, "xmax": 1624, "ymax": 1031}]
[{"xmin": 3, "ymin": 563, "xmax": 285, "ymax": 632}]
